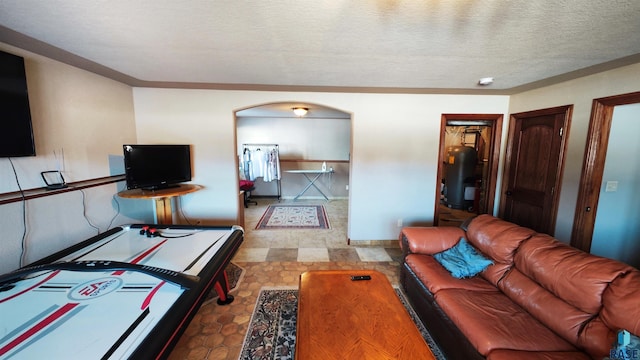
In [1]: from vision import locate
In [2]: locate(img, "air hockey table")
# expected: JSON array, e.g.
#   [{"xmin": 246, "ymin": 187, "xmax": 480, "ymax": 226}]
[{"xmin": 0, "ymin": 224, "xmax": 243, "ymax": 359}]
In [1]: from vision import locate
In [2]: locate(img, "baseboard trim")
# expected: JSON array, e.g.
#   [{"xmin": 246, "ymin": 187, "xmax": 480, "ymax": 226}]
[
  {"xmin": 278, "ymin": 196, "xmax": 349, "ymax": 200},
  {"xmin": 349, "ymin": 239, "xmax": 398, "ymax": 247}
]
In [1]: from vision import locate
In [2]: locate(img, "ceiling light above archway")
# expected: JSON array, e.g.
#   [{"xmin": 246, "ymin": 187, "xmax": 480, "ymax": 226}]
[{"xmin": 292, "ymin": 107, "xmax": 308, "ymax": 117}]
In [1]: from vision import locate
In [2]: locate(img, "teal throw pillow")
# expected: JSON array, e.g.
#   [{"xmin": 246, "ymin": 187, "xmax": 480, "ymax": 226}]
[{"xmin": 433, "ymin": 237, "xmax": 493, "ymax": 279}]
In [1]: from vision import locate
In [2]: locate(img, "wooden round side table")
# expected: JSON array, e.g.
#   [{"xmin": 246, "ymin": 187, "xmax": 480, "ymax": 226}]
[{"xmin": 118, "ymin": 184, "xmax": 203, "ymax": 224}]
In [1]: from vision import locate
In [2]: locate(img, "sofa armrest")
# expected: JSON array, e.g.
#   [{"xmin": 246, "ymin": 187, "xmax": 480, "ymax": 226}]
[{"xmin": 399, "ymin": 227, "xmax": 466, "ymax": 256}]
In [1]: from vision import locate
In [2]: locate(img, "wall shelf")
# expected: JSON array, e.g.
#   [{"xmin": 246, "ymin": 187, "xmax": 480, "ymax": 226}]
[{"xmin": 0, "ymin": 175, "xmax": 125, "ymax": 205}]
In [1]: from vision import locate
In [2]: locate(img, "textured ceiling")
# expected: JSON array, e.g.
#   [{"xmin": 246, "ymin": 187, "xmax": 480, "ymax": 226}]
[{"xmin": 1, "ymin": 0, "xmax": 639, "ymax": 94}]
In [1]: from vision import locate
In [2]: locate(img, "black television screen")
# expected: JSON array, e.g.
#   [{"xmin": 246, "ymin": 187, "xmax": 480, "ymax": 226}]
[
  {"xmin": 123, "ymin": 144, "xmax": 192, "ymax": 190},
  {"xmin": 0, "ymin": 50, "xmax": 36, "ymax": 157}
]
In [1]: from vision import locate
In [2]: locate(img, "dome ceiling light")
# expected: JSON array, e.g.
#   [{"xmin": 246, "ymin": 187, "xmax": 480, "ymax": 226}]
[{"xmin": 292, "ymin": 107, "xmax": 309, "ymax": 117}]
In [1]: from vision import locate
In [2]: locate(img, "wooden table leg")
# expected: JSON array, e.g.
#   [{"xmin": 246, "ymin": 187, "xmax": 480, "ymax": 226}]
[{"xmin": 154, "ymin": 197, "xmax": 173, "ymax": 224}]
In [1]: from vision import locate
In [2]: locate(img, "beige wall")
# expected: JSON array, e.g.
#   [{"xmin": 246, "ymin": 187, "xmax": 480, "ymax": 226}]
[
  {"xmin": 508, "ymin": 62, "xmax": 640, "ymax": 242},
  {"xmin": 0, "ymin": 43, "xmax": 137, "ymax": 191},
  {"xmin": 133, "ymin": 89, "xmax": 510, "ymax": 241},
  {"xmin": 0, "ymin": 43, "xmax": 143, "ymax": 273}
]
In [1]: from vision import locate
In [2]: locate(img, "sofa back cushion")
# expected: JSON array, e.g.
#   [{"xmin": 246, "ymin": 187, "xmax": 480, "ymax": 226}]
[
  {"xmin": 601, "ymin": 270, "xmax": 640, "ymax": 336},
  {"xmin": 511, "ymin": 234, "xmax": 635, "ymax": 357},
  {"xmin": 514, "ymin": 234, "xmax": 631, "ymax": 314},
  {"xmin": 466, "ymin": 215, "xmax": 536, "ymax": 264},
  {"xmin": 401, "ymin": 226, "xmax": 465, "ymax": 255},
  {"xmin": 465, "ymin": 215, "xmax": 535, "ymax": 285}
]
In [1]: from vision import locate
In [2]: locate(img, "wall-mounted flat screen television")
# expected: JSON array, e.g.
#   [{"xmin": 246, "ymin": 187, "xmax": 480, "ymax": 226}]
[
  {"xmin": 123, "ymin": 144, "xmax": 192, "ymax": 190},
  {"xmin": 0, "ymin": 50, "xmax": 36, "ymax": 157}
]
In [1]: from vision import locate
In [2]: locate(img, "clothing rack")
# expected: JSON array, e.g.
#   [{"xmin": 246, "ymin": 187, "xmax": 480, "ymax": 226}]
[{"xmin": 241, "ymin": 143, "xmax": 281, "ymax": 199}]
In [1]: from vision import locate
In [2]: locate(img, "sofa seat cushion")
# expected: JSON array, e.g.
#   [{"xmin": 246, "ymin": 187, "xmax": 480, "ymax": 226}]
[
  {"xmin": 405, "ymin": 254, "xmax": 498, "ymax": 294},
  {"xmin": 487, "ymin": 350, "xmax": 592, "ymax": 360},
  {"xmin": 499, "ymin": 268, "xmax": 594, "ymax": 346},
  {"xmin": 435, "ymin": 289, "xmax": 577, "ymax": 356}
]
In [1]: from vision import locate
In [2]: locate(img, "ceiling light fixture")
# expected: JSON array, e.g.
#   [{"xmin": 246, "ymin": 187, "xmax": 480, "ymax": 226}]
[
  {"xmin": 478, "ymin": 77, "xmax": 494, "ymax": 86},
  {"xmin": 292, "ymin": 107, "xmax": 308, "ymax": 117}
]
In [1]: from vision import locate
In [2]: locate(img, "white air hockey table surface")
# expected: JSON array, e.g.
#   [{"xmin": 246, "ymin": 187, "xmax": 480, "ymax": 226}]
[{"xmin": 0, "ymin": 224, "xmax": 243, "ymax": 359}]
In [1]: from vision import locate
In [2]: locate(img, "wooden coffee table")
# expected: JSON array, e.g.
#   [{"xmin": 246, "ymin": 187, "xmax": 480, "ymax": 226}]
[{"xmin": 295, "ymin": 270, "xmax": 435, "ymax": 359}]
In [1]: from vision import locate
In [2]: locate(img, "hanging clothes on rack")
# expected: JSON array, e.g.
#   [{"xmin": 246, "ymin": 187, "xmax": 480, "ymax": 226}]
[
  {"xmin": 263, "ymin": 148, "xmax": 281, "ymax": 182},
  {"xmin": 242, "ymin": 144, "xmax": 281, "ymax": 182},
  {"xmin": 250, "ymin": 148, "xmax": 264, "ymax": 180},
  {"xmin": 241, "ymin": 144, "xmax": 282, "ymax": 199},
  {"xmin": 241, "ymin": 148, "xmax": 253, "ymax": 181}
]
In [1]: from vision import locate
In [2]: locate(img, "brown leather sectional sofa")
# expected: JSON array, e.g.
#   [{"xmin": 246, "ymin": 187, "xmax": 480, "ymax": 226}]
[{"xmin": 399, "ymin": 214, "xmax": 640, "ymax": 359}]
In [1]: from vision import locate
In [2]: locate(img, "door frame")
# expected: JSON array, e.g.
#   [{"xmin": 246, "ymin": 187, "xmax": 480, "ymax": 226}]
[
  {"xmin": 499, "ymin": 105, "xmax": 572, "ymax": 235},
  {"xmin": 571, "ymin": 91, "xmax": 640, "ymax": 252},
  {"xmin": 233, "ymin": 101, "xmax": 353, "ymax": 243},
  {"xmin": 434, "ymin": 114, "xmax": 503, "ymax": 226}
]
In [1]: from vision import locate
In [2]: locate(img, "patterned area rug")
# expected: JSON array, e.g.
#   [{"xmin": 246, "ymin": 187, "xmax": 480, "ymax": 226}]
[
  {"xmin": 255, "ymin": 205, "xmax": 331, "ymax": 230},
  {"xmin": 238, "ymin": 288, "xmax": 446, "ymax": 360}
]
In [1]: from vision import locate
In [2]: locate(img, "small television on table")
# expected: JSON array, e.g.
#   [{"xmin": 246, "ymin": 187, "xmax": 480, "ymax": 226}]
[{"xmin": 123, "ymin": 144, "xmax": 192, "ymax": 190}]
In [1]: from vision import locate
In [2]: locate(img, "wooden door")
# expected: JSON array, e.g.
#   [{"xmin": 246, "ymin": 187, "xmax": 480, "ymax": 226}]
[{"xmin": 500, "ymin": 106, "xmax": 572, "ymax": 235}]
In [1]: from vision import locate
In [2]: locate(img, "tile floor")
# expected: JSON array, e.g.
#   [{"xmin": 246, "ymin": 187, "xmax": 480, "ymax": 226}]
[
  {"xmin": 167, "ymin": 198, "xmax": 404, "ymax": 360},
  {"xmin": 233, "ymin": 198, "xmax": 403, "ymax": 263}
]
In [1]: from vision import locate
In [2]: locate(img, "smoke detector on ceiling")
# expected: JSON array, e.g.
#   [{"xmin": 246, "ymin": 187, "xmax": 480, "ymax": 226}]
[{"xmin": 478, "ymin": 77, "xmax": 494, "ymax": 86}]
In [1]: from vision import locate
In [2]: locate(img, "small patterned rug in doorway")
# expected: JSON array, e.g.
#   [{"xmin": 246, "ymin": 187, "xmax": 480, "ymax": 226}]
[{"xmin": 255, "ymin": 205, "xmax": 331, "ymax": 230}]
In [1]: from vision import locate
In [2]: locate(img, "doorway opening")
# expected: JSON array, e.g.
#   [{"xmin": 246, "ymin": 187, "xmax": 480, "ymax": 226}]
[
  {"xmin": 435, "ymin": 114, "xmax": 503, "ymax": 227},
  {"xmin": 234, "ymin": 102, "xmax": 352, "ymax": 243},
  {"xmin": 572, "ymin": 91, "xmax": 640, "ymax": 265}
]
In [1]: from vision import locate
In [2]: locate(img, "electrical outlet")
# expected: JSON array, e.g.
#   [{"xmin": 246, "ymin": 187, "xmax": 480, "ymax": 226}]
[
  {"xmin": 397, "ymin": 219, "xmax": 403, "ymax": 227},
  {"xmin": 345, "ymin": 184, "xmax": 349, "ymax": 191}
]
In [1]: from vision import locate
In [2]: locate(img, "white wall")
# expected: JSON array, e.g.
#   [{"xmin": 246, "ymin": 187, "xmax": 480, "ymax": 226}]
[
  {"xmin": 0, "ymin": 43, "xmax": 145, "ymax": 273},
  {"xmin": 509, "ymin": 62, "xmax": 640, "ymax": 243},
  {"xmin": 237, "ymin": 116, "xmax": 351, "ymax": 199},
  {"xmin": 133, "ymin": 88, "xmax": 509, "ymax": 240},
  {"xmin": 237, "ymin": 117, "xmax": 351, "ymax": 161},
  {"xmin": 591, "ymin": 103, "xmax": 640, "ymax": 268}
]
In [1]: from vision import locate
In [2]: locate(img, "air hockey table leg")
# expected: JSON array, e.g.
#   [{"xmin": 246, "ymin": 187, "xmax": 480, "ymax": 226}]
[{"xmin": 213, "ymin": 269, "xmax": 234, "ymax": 305}]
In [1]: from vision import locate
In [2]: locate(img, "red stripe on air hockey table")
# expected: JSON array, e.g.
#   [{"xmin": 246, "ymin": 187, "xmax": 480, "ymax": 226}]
[
  {"xmin": 0, "ymin": 302, "xmax": 79, "ymax": 357},
  {"xmin": 112, "ymin": 239, "xmax": 167, "ymax": 276},
  {"xmin": 0, "ymin": 270, "xmax": 61, "ymax": 304}
]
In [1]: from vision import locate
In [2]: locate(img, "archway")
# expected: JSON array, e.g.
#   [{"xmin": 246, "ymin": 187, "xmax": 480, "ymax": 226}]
[{"xmin": 234, "ymin": 101, "xmax": 353, "ymax": 243}]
